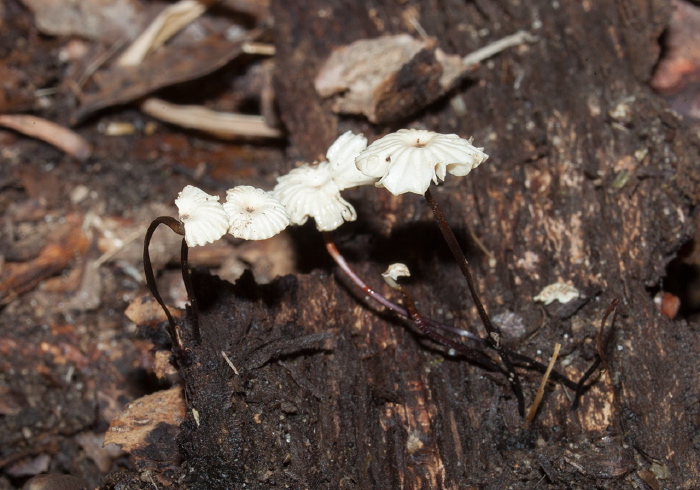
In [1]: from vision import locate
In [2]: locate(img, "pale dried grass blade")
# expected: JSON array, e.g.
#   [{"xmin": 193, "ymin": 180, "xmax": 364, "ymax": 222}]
[
  {"xmin": 0, "ymin": 114, "xmax": 92, "ymax": 160},
  {"xmin": 462, "ymin": 30, "xmax": 539, "ymax": 68},
  {"xmin": 523, "ymin": 342, "xmax": 561, "ymax": 429},
  {"xmin": 118, "ymin": 0, "xmax": 219, "ymax": 67},
  {"xmin": 141, "ymin": 98, "xmax": 282, "ymax": 139}
]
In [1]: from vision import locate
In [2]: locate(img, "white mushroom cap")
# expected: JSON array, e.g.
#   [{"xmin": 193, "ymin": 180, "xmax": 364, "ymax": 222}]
[
  {"xmin": 326, "ymin": 131, "xmax": 378, "ymax": 190},
  {"xmin": 381, "ymin": 263, "xmax": 411, "ymax": 290},
  {"xmin": 355, "ymin": 128, "xmax": 489, "ymax": 195},
  {"xmin": 175, "ymin": 185, "xmax": 229, "ymax": 247},
  {"xmin": 223, "ymin": 186, "xmax": 290, "ymax": 240},
  {"xmin": 272, "ymin": 161, "xmax": 357, "ymax": 232}
]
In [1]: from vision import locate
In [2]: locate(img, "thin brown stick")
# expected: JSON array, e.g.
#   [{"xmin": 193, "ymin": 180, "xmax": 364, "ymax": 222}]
[
  {"xmin": 523, "ymin": 343, "xmax": 561, "ymax": 429},
  {"xmin": 141, "ymin": 98, "xmax": 282, "ymax": 139}
]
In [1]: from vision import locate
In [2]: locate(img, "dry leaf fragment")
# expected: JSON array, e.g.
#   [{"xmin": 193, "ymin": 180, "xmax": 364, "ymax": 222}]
[
  {"xmin": 125, "ymin": 294, "xmax": 183, "ymax": 326},
  {"xmin": 314, "ymin": 35, "xmax": 455, "ymax": 124},
  {"xmin": 73, "ymin": 29, "xmax": 264, "ymax": 123},
  {"xmin": 315, "ymin": 34, "xmax": 427, "ymax": 98},
  {"xmin": 20, "ymin": 0, "xmax": 143, "ymax": 43},
  {"xmin": 315, "ymin": 31, "xmax": 536, "ymax": 124},
  {"xmin": 0, "ymin": 215, "xmax": 90, "ymax": 305},
  {"xmin": 104, "ymin": 386, "xmax": 185, "ymax": 460},
  {"xmin": 117, "ymin": 0, "xmax": 219, "ymax": 67},
  {"xmin": 21, "ymin": 473, "xmax": 89, "ymax": 490},
  {"xmin": 0, "ymin": 114, "xmax": 92, "ymax": 160}
]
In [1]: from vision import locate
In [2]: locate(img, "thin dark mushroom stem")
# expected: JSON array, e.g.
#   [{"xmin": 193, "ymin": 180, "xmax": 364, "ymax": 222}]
[
  {"xmin": 385, "ymin": 278, "xmax": 505, "ymax": 373},
  {"xmin": 144, "ymin": 216, "xmax": 186, "ymax": 351},
  {"xmin": 324, "ymin": 232, "xmax": 581, "ymax": 394},
  {"xmin": 323, "ymin": 232, "xmax": 483, "ymax": 343},
  {"xmin": 572, "ymin": 298, "xmax": 619, "ymax": 409},
  {"xmin": 180, "ymin": 238, "xmax": 201, "ymax": 343},
  {"xmin": 424, "ymin": 187, "xmax": 525, "ymax": 416}
]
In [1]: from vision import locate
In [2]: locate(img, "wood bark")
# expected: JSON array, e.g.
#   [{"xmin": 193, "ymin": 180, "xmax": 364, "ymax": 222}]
[{"xmin": 164, "ymin": 0, "xmax": 700, "ymax": 488}]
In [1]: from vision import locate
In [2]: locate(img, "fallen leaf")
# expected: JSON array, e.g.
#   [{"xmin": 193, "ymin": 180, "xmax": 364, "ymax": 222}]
[
  {"xmin": 314, "ymin": 35, "xmax": 450, "ymax": 124},
  {"xmin": 20, "ymin": 0, "xmax": 143, "ymax": 42},
  {"xmin": 73, "ymin": 29, "xmax": 264, "ymax": 124},
  {"xmin": 0, "ymin": 215, "xmax": 90, "ymax": 305}
]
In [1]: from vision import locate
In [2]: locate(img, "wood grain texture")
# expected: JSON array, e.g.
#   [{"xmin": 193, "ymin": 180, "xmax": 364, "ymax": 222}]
[{"xmin": 170, "ymin": 0, "xmax": 700, "ymax": 488}]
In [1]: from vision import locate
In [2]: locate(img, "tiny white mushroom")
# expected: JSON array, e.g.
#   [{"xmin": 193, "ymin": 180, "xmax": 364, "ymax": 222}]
[
  {"xmin": 355, "ymin": 128, "xmax": 489, "ymax": 195},
  {"xmin": 533, "ymin": 282, "xmax": 580, "ymax": 305},
  {"xmin": 223, "ymin": 185, "xmax": 290, "ymax": 240},
  {"xmin": 326, "ymin": 131, "xmax": 378, "ymax": 190},
  {"xmin": 273, "ymin": 161, "xmax": 357, "ymax": 232},
  {"xmin": 175, "ymin": 185, "xmax": 229, "ymax": 247},
  {"xmin": 381, "ymin": 263, "xmax": 411, "ymax": 290}
]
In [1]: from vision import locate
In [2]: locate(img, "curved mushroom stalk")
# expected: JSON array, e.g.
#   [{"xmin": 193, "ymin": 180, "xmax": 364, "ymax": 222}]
[
  {"xmin": 143, "ymin": 216, "xmax": 187, "ymax": 351},
  {"xmin": 323, "ymin": 232, "xmax": 484, "ymax": 342},
  {"xmin": 325, "ymin": 232, "xmax": 580, "ymax": 394},
  {"xmin": 380, "ymin": 264, "xmax": 503, "ymax": 371}
]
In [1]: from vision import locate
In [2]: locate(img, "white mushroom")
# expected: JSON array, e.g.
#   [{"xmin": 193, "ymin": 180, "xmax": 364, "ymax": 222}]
[
  {"xmin": 174, "ymin": 185, "xmax": 229, "ymax": 247},
  {"xmin": 272, "ymin": 161, "xmax": 357, "ymax": 232},
  {"xmin": 326, "ymin": 131, "xmax": 378, "ymax": 190},
  {"xmin": 355, "ymin": 128, "xmax": 488, "ymax": 195},
  {"xmin": 223, "ymin": 185, "xmax": 290, "ymax": 240},
  {"xmin": 381, "ymin": 263, "xmax": 411, "ymax": 290}
]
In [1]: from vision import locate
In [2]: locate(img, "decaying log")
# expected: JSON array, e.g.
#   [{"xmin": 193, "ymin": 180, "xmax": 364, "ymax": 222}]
[
  {"xmin": 269, "ymin": 0, "xmax": 700, "ymax": 487},
  {"xmin": 117, "ymin": 0, "xmax": 700, "ymax": 488}
]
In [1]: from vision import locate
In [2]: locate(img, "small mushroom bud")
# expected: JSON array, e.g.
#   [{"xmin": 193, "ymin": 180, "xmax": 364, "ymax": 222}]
[
  {"xmin": 533, "ymin": 282, "xmax": 580, "ymax": 305},
  {"xmin": 381, "ymin": 263, "xmax": 411, "ymax": 291}
]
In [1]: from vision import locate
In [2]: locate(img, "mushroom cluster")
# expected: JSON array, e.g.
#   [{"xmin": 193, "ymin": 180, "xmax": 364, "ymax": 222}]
[
  {"xmin": 173, "ymin": 128, "xmax": 488, "ymax": 240},
  {"xmin": 146, "ymin": 128, "xmax": 605, "ymax": 417},
  {"xmin": 174, "ymin": 184, "xmax": 290, "ymax": 247}
]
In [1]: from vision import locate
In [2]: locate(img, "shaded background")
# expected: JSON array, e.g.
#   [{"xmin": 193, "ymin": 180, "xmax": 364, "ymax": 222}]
[{"xmin": 1, "ymin": 0, "xmax": 700, "ymax": 488}]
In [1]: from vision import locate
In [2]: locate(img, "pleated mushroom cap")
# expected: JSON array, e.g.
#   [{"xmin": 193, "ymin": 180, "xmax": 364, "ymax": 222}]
[
  {"xmin": 224, "ymin": 186, "xmax": 290, "ymax": 240},
  {"xmin": 326, "ymin": 131, "xmax": 377, "ymax": 190},
  {"xmin": 175, "ymin": 185, "xmax": 229, "ymax": 247},
  {"xmin": 273, "ymin": 161, "xmax": 357, "ymax": 232},
  {"xmin": 355, "ymin": 129, "xmax": 489, "ymax": 195}
]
